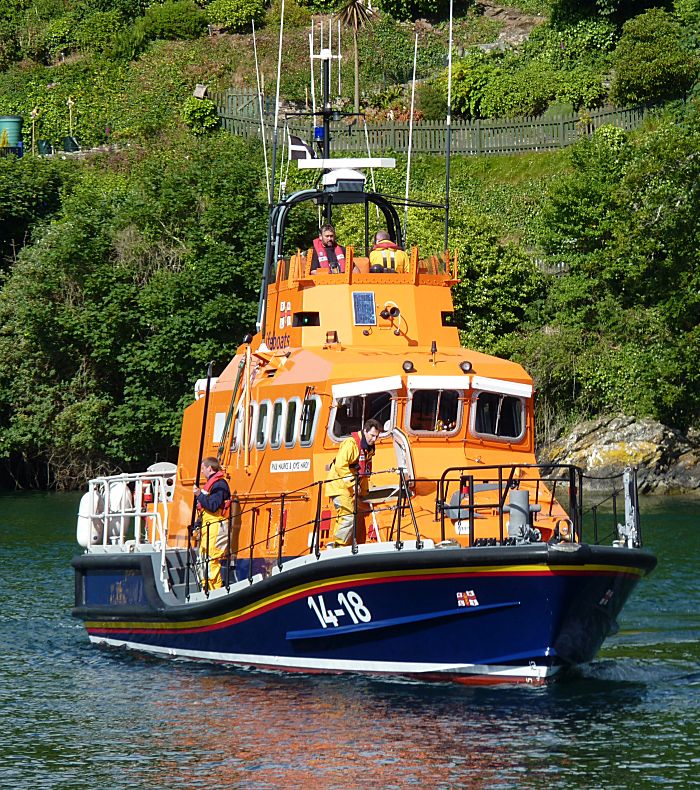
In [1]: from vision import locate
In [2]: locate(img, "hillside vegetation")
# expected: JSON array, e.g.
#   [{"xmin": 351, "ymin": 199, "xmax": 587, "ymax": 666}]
[{"xmin": 0, "ymin": 0, "xmax": 698, "ymax": 487}]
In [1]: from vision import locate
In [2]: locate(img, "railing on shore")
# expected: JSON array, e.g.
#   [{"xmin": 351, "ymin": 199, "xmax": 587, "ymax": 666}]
[{"xmin": 213, "ymin": 89, "xmax": 648, "ymax": 156}]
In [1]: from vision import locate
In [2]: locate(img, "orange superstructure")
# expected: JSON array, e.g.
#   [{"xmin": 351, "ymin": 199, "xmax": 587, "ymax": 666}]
[{"xmin": 166, "ymin": 242, "xmax": 568, "ymax": 565}]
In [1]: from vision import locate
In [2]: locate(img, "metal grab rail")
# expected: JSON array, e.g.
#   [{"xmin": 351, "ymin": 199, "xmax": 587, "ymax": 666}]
[
  {"xmin": 186, "ymin": 465, "xmax": 422, "ymax": 594},
  {"xmin": 582, "ymin": 468, "xmax": 642, "ymax": 547},
  {"xmin": 85, "ymin": 470, "xmax": 175, "ymax": 589},
  {"xmin": 436, "ymin": 463, "xmax": 584, "ymax": 544}
]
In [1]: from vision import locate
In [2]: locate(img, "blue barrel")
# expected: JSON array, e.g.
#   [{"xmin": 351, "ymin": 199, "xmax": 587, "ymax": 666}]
[{"xmin": 0, "ymin": 115, "xmax": 23, "ymax": 147}]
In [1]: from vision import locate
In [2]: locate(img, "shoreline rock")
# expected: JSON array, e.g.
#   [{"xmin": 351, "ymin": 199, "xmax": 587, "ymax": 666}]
[{"xmin": 538, "ymin": 415, "xmax": 700, "ymax": 495}]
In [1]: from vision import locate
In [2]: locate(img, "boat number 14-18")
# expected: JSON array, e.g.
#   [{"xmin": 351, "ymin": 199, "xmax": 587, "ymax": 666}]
[{"xmin": 308, "ymin": 591, "xmax": 372, "ymax": 627}]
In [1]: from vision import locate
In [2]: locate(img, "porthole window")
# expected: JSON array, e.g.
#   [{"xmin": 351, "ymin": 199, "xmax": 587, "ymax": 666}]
[
  {"xmin": 284, "ymin": 397, "xmax": 301, "ymax": 448},
  {"xmin": 270, "ymin": 399, "xmax": 286, "ymax": 449},
  {"xmin": 256, "ymin": 400, "xmax": 271, "ymax": 449},
  {"xmin": 300, "ymin": 395, "xmax": 322, "ymax": 447}
]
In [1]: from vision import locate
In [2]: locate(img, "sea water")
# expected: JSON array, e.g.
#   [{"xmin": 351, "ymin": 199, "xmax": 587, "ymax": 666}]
[{"xmin": 1, "ymin": 492, "xmax": 698, "ymax": 789}]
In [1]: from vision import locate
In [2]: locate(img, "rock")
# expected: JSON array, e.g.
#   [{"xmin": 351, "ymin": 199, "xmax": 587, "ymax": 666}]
[{"xmin": 538, "ymin": 415, "xmax": 700, "ymax": 494}]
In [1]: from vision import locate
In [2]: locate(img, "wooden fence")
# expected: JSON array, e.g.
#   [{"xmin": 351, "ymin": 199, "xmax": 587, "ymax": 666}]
[{"xmin": 213, "ymin": 89, "xmax": 647, "ymax": 156}]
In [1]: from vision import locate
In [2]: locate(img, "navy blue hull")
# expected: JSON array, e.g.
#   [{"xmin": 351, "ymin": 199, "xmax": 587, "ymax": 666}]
[{"xmin": 72, "ymin": 543, "xmax": 656, "ymax": 683}]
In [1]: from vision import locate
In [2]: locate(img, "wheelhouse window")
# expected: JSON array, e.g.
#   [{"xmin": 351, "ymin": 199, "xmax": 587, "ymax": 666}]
[
  {"xmin": 330, "ymin": 391, "xmax": 394, "ymax": 440},
  {"xmin": 407, "ymin": 389, "xmax": 461, "ymax": 434},
  {"xmin": 471, "ymin": 391, "xmax": 525, "ymax": 441},
  {"xmin": 300, "ymin": 395, "xmax": 321, "ymax": 447}
]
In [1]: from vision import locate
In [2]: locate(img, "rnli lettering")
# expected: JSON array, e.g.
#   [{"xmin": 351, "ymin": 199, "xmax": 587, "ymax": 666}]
[
  {"xmin": 270, "ymin": 459, "xmax": 311, "ymax": 473},
  {"xmin": 265, "ymin": 333, "xmax": 290, "ymax": 350},
  {"xmin": 308, "ymin": 591, "xmax": 372, "ymax": 627}
]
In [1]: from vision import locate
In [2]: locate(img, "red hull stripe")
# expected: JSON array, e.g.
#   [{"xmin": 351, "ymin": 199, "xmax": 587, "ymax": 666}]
[{"xmin": 85, "ymin": 562, "xmax": 643, "ymax": 637}]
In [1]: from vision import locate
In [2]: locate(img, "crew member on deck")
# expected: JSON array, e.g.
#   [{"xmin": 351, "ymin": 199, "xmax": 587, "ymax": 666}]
[
  {"xmin": 369, "ymin": 230, "xmax": 409, "ymax": 273},
  {"xmin": 193, "ymin": 457, "xmax": 231, "ymax": 590},
  {"xmin": 310, "ymin": 224, "xmax": 346, "ymax": 273},
  {"xmin": 324, "ymin": 419, "xmax": 382, "ymax": 546}
]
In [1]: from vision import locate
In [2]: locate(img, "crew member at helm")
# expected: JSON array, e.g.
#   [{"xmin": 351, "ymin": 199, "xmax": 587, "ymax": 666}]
[
  {"xmin": 369, "ymin": 230, "xmax": 409, "ymax": 273},
  {"xmin": 193, "ymin": 457, "xmax": 231, "ymax": 590},
  {"xmin": 310, "ymin": 224, "xmax": 346, "ymax": 273},
  {"xmin": 324, "ymin": 419, "xmax": 382, "ymax": 546}
]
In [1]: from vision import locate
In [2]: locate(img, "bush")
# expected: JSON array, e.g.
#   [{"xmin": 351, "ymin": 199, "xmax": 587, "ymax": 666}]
[
  {"xmin": 417, "ymin": 80, "xmax": 447, "ymax": 121},
  {"xmin": 610, "ymin": 8, "xmax": 699, "ymax": 105},
  {"xmin": 206, "ymin": 0, "xmax": 265, "ymax": 31},
  {"xmin": 140, "ymin": 0, "xmax": 208, "ymax": 40},
  {"xmin": 75, "ymin": 10, "xmax": 126, "ymax": 54},
  {"xmin": 182, "ymin": 96, "xmax": 220, "ymax": 134}
]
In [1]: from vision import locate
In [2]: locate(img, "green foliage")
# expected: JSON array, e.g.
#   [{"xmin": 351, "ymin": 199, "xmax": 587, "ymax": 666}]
[
  {"xmin": 358, "ymin": 13, "xmax": 448, "ymax": 88},
  {"xmin": 109, "ymin": 0, "xmax": 207, "ymax": 59},
  {"xmin": 519, "ymin": 103, "xmax": 700, "ymax": 430},
  {"xmin": 181, "ymin": 95, "xmax": 219, "ymax": 134},
  {"xmin": 140, "ymin": 0, "xmax": 207, "ymax": 40},
  {"xmin": 265, "ymin": 0, "xmax": 311, "ymax": 29},
  {"xmin": 75, "ymin": 10, "xmax": 126, "ymax": 54},
  {"xmin": 452, "ymin": 51, "xmax": 559, "ymax": 119},
  {"xmin": 0, "ymin": 133, "xmax": 267, "ymax": 485},
  {"xmin": 0, "ymin": 155, "xmax": 68, "ymax": 266},
  {"xmin": 524, "ymin": 18, "xmax": 617, "ymax": 67},
  {"xmin": 610, "ymin": 9, "xmax": 699, "ymax": 105},
  {"xmin": 206, "ymin": 0, "xmax": 265, "ymax": 31},
  {"xmin": 376, "ymin": 0, "xmax": 458, "ymax": 23},
  {"xmin": 417, "ymin": 80, "xmax": 447, "ymax": 120}
]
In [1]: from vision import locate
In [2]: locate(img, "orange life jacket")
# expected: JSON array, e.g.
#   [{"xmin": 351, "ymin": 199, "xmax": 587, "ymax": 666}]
[
  {"xmin": 197, "ymin": 470, "xmax": 231, "ymax": 517},
  {"xmin": 350, "ymin": 431, "xmax": 375, "ymax": 478},
  {"xmin": 312, "ymin": 237, "xmax": 346, "ymax": 272}
]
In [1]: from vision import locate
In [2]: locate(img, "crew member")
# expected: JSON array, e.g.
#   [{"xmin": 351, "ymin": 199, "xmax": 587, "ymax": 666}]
[
  {"xmin": 324, "ymin": 419, "xmax": 382, "ymax": 546},
  {"xmin": 369, "ymin": 230, "xmax": 409, "ymax": 273},
  {"xmin": 311, "ymin": 224, "xmax": 346, "ymax": 273},
  {"xmin": 193, "ymin": 456, "xmax": 231, "ymax": 590}
]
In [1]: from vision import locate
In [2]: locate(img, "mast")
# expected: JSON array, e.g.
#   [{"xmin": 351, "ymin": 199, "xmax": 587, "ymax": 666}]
[{"xmin": 444, "ymin": 0, "xmax": 454, "ymax": 253}]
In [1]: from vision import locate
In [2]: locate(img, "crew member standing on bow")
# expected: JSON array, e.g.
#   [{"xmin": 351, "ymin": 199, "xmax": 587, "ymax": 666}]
[
  {"xmin": 310, "ymin": 224, "xmax": 346, "ymax": 273},
  {"xmin": 193, "ymin": 456, "xmax": 231, "ymax": 590},
  {"xmin": 325, "ymin": 419, "xmax": 382, "ymax": 546},
  {"xmin": 369, "ymin": 230, "xmax": 409, "ymax": 272}
]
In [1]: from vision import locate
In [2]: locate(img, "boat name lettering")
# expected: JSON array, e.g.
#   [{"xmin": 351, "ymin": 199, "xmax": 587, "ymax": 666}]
[
  {"xmin": 270, "ymin": 459, "xmax": 311, "ymax": 473},
  {"xmin": 456, "ymin": 590, "xmax": 479, "ymax": 607},
  {"xmin": 308, "ymin": 591, "xmax": 372, "ymax": 628},
  {"xmin": 265, "ymin": 333, "xmax": 290, "ymax": 350}
]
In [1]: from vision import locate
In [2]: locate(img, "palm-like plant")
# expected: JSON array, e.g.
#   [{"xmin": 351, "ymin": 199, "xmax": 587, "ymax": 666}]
[{"xmin": 337, "ymin": 0, "xmax": 376, "ymax": 114}]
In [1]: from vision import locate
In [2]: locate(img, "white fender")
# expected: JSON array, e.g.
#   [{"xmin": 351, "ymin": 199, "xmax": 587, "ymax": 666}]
[
  {"xmin": 76, "ymin": 489, "xmax": 104, "ymax": 547},
  {"xmin": 106, "ymin": 481, "xmax": 134, "ymax": 541}
]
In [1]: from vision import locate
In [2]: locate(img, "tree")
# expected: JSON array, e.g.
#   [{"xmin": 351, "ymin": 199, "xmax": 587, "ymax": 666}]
[
  {"xmin": 610, "ymin": 8, "xmax": 699, "ymax": 105},
  {"xmin": 337, "ymin": 0, "xmax": 375, "ymax": 114}
]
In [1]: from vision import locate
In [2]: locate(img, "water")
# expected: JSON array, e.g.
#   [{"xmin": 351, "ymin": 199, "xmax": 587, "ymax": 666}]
[{"xmin": 1, "ymin": 491, "xmax": 698, "ymax": 789}]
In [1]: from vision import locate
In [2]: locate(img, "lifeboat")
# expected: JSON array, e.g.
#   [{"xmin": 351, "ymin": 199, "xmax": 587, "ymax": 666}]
[{"xmin": 71, "ymin": 52, "xmax": 656, "ymax": 685}]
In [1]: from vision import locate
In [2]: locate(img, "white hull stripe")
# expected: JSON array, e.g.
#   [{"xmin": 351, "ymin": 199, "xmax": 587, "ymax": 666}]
[{"xmin": 89, "ymin": 636, "xmax": 559, "ymax": 681}]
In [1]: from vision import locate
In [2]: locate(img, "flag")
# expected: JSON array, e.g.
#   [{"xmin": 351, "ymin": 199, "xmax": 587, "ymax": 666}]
[{"xmin": 288, "ymin": 134, "xmax": 315, "ymax": 161}]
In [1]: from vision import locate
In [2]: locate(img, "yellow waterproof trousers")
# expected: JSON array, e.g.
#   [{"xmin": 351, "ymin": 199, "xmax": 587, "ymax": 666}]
[{"xmin": 331, "ymin": 493, "xmax": 369, "ymax": 545}]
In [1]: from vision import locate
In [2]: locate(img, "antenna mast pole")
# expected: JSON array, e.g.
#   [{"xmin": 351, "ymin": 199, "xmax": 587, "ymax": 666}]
[{"xmin": 444, "ymin": 0, "xmax": 454, "ymax": 253}]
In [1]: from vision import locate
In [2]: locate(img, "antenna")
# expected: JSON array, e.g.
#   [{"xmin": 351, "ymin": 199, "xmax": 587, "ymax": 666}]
[
  {"xmin": 309, "ymin": 24, "xmax": 316, "ymax": 116},
  {"xmin": 252, "ymin": 19, "xmax": 271, "ymax": 203},
  {"xmin": 403, "ymin": 32, "xmax": 418, "ymax": 247},
  {"xmin": 257, "ymin": 0, "xmax": 285, "ymax": 337},
  {"xmin": 444, "ymin": 0, "xmax": 454, "ymax": 253}
]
